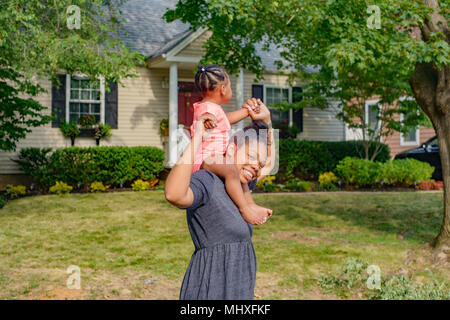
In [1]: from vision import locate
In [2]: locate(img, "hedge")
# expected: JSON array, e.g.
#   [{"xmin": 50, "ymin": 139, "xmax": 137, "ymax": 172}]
[
  {"xmin": 13, "ymin": 146, "xmax": 165, "ymax": 191},
  {"xmin": 278, "ymin": 139, "xmax": 390, "ymax": 180}
]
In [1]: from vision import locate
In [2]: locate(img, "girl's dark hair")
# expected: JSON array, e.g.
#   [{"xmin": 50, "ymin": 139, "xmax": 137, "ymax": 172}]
[{"xmin": 195, "ymin": 64, "xmax": 229, "ymax": 94}]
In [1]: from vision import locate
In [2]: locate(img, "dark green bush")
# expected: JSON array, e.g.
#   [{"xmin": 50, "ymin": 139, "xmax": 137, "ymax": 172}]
[
  {"xmin": 0, "ymin": 196, "xmax": 6, "ymax": 209},
  {"xmin": 12, "ymin": 147, "xmax": 53, "ymax": 190},
  {"xmin": 15, "ymin": 146, "xmax": 165, "ymax": 191},
  {"xmin": 278, "ymin": 139, "xmax": 390, "ymax": 180}
]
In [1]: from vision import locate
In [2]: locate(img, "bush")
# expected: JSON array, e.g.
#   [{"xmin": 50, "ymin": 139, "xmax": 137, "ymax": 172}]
[
  {"xmin": 319, "ymin": 171, "xmax": 338, "ymax": 185},
  {"xmin": 285, "ymin": 178, "xmax": 314, "ymax": 192},
  {"xmin": 256, "ymin": 176, "xmax": 281, "ymax": 192},
  {"xmin": 49, "ymin": 181, "xmax": 73, "ymax": 195},
  {"xmin": 317, "ymin": 257, "xmax": 450, "ymax": 300},
  {"xmin": 6, "ymin": 184, "xmax": 27, "ymax": 199},
  {"xmin": 12, "ymin": 147, "xmax": 53, "ymax": 191},
  {"xmin": 90, "ymin": 181, "xmax": 110, "ymax": 193},
  {"xmin": 278, "ymin": 139, "xmax": 390, "ymax": 181},
  {"xmin": 378, "ymin": 158, "xmax": 434, "ymax": 187},
  {"xmin": 335, "ymin": 157, "xmax": 382, "ymax": 189},
  {"xmin": 25, "ymin": 146, "xmax": 165, "ymax": 191},
  {"xmin": 131, "ymin": 179, "xmax": 150, "ymax": 191},
  {"xmin": 0, "ymin": 196, "xmax": 6, "ymax": 209},
  {"xmin": 316, "ymin": 182, "xmax": 339, "ymax": 191}
]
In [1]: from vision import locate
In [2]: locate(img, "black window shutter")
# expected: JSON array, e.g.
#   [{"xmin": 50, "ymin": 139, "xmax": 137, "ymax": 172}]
[
  {"xmin": 51, "ymin": 75, "xmax": 66, "ymax": 128},
  {"xmin": 252, "ymin": 84, "xmax": 264, "ymax": 102},
  {"xmin": 292, "ymin": 86, "xmax": 303, "ymax": 132},
  {"xmin": 105, "ymin": 81, "xmax": 118, "ymax": 129}
]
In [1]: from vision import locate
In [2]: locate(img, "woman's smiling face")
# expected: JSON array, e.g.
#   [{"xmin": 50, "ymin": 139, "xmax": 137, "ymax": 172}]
[{"xmin": 227, "ymin": 138, "xmax": 268, "ymax": 184}]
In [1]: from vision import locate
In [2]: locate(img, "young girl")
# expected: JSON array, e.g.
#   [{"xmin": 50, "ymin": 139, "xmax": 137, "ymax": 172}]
[{"xmin": 190, "ymin": 64, "xmax": 271, "ymax": 225}]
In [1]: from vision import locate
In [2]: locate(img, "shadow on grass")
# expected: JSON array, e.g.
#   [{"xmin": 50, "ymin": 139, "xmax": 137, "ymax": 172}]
[{"xmin": 254, "ymin": 192, "xmax": 444, "ymax": 245}]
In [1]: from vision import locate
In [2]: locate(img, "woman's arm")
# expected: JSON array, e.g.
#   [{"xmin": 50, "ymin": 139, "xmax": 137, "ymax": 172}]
[
  {"xmin": 164, "ymin": 114, "xmax": 217, "ymax": 208},
  {"xmin": 245, "ymin": 98, "xmax": 275, "ymax": 181}
]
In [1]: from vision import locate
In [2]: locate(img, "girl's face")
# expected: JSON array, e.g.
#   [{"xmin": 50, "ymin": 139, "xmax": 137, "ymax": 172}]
[{"xmin": 220, "ymin": 76, "xmax": 232, "ymax": 104}]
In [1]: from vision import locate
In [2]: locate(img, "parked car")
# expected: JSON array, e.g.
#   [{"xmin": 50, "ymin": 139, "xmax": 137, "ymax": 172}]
[{"xmin": 394, "ymin": 136, "xmax": 442, "ymax": 181}]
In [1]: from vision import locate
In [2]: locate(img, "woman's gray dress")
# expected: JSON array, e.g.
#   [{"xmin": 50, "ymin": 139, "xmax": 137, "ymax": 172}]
[{"xmin": 179, "ymin": 170, "xmax": 257, "ymax": 300}]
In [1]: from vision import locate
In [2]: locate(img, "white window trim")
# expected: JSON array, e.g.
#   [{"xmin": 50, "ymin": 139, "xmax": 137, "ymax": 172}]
[
  {"xmin": 399, "ymin": 113, "xmax": 420, "ymax": 146},
  {"xmin": 65, "ymin": 74, "xmax": 105, "ymax": 124},
  {"xmin": 263, "ymin": 85, "xmax": 293, "ymax": 126},
  {"xmin": 399, "ymin": 96, "xmax": 420, "ymax": 147},
  {"xmin": 364, "ymin": 99, "xmax": 382, "ymax": 142}
]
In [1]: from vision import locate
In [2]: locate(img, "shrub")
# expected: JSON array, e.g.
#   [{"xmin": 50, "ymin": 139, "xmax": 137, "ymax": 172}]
[
  {"xmin": 43, "ymin": 146, "xmax": 164, "ymax": 191},
  {"xmin": 335, "ymin": 157, "xmax": 382, "ymax": 188},
  {"xmin": 6, "ymin": 184, "xmax": 27, "ymax": 199},
  {"xmin": 378, "ymin": 158, "xmax": 434, "ymax": 187},
  {"xmin": 256, "ymin": 176, "xmax": 280, "ymax": 192},
  {"xmin": 49, "ymin": 181, "xmax": 73, "ymax": 195},
  {"xmin": 319, "ymin": 171, "xmax": 338, "ymax": 185},
  {"xmin": 90, "ymin": 181, "xmax": 110, "ymax": 193},
  {"xmin": 285, "ymin": 178, "xmax": 314, "ymax": 192},
  {"xmin": 12, "ymin": 147, "xmax": 53, "ymax": 191},
  {"xmin": 131, "ymin": 179, "xmax": 150, "ymax": 191},
  {"xmin": 317, "ymin": 258, "xmax": 450, "ymax": 300},
  {"xmin": 316, "ymin": 182, "xmax": 339, "ymax": 191},
  {"xmin": 278, "ymin": 139, "xmax": 390, "ymax": 181},
  {"xmin": 0, "ymin": 196, "xmax": 6, "ymax": 209}
]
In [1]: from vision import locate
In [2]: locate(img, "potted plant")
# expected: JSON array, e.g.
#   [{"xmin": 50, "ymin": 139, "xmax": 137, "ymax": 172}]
[
  {"xmin": 78, "ymin": 114, "xmax": 97, "ymax": 136},
  {"xmin": 160, "ymin": 118, "xmax": 169, "ymax": 144},
  {"xmin": 59, "ymin": 119, "xmax": 80, "ymax": 146},
  {"xmin": 93, "ymin": 122, "xmax": 112, "ymax": 146}
]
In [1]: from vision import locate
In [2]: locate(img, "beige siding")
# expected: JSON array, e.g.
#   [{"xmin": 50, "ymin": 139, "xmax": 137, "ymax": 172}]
[
  {"xmin": 176, "ymin": 31, "xmax": 211, "ymax": 57},
  {"xmin": 0, "ymin": 67, "xmax": 172, "ymax": 174}
]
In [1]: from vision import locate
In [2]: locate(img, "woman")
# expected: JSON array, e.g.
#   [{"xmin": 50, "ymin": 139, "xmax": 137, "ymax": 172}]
[{"xmin": 164, "ymin": 98, "xmax": 274, "ymax": 300}]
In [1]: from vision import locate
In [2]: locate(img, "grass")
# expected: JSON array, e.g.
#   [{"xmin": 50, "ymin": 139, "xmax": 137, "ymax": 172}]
[{"xmin": 0, "ymin": 190, "xmax": 447, "ymax": 299}]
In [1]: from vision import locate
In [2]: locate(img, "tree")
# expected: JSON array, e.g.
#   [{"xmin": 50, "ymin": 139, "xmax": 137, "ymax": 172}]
[
  {"xmin": 0, "ymin": 0, "xmax": 144, "ymax": 151},
  {"xmin": 164, "ymin": 0, "xmax": 450, "ymax": 252}
]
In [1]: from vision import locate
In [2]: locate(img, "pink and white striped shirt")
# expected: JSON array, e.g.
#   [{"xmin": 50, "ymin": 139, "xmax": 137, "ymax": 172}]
[{"xmin": 190, "ymin": 101, "xmax": 231, "ymax": 172}]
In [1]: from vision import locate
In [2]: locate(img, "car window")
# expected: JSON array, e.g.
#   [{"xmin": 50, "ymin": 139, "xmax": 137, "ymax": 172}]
[{"xmin": 428, "ymin": 137, "xmax": 438, "ymax": 148}]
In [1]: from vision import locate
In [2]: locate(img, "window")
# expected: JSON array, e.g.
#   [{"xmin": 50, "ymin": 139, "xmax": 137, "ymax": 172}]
[
  {"xmin": 365, "ymin": 100, "xmax": 382, "ymax": 141},
  {"xmin": 265, "ymin": 86, "xmax": 291, "ymax": 128},
  {"xmin": 400, "ymin": 113, "xmax": 419, "ymax": 146},
  {"xmin": 66, "ymin": 75, "xmax": 105, "ymax": 124}
]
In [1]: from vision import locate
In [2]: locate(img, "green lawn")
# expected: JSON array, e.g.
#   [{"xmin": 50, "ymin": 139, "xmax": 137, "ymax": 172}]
[{"xmin": 0, "ymin": 190, "xmax": 447, "ymax": 299}]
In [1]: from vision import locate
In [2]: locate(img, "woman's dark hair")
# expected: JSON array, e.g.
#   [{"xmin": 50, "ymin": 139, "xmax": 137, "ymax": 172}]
[
  {"xmin": 230, "ymin": 120, "xmax": 269, "ymax": 149},
  {"xmin": 195, "ymin": 64, "xmax": 229, "ymax": 94}
]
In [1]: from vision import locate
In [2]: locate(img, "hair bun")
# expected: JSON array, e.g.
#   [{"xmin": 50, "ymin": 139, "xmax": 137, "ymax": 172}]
[{"xmin": 247, "ymin": 120, "xmax": 269, "ymax": 131}]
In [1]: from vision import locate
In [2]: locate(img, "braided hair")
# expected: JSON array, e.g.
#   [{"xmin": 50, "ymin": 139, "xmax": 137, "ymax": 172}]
[{"xmin": 195, "ymin": 64, "xmax": 230, "ymax": 95}]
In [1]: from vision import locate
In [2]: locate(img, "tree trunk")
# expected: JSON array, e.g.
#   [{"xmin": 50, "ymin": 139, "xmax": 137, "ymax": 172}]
[
  {"xmin": 409, "ymin": 0, "xmax": 450, "ymax": 253},
  {"xmin": 410, "ymin": 62, "xmax": 450, "ymax": 252}
]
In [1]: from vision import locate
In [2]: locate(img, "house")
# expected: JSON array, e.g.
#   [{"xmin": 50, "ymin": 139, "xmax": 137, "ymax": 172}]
[{"xmin": 0, "ymin": 0, "xmax": 436, "ymax": 189}]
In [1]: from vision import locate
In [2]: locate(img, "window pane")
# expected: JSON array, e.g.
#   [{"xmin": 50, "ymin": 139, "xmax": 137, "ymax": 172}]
[
  {"xmin": 92, "ymin": 103, "xmax": 100, "ymax": 114},
  {"xmin": 80, "ymin": 80, "xmax": 89, "ymax": 89},
  {"xmin": 69, "ymin": 113, "xmax": 79, "ymax": 123},
  {"xmin": 80, "ymin": 103, "xmax": 90, "ymax": 114},
  {"xmin": 403, "ymin": 130, "xmax": 416, "ymax": 142},
  {"xmin": 71, "ymin": 79, "xmax": 80, "ymax": 89},
  {"xmin": 91, "ymin": 90, "xmax": 100, "ymax": 100},
  {"xmin": 70, "ymin": 89, "xmax": 79, "ymax": 99},
  {"xmin": 81, "ymin": 90, "xmax": 90, "ymax": 100},
  {"xmin": 69, "ymin": 102, "xmax": 80, "ymax": 113}
]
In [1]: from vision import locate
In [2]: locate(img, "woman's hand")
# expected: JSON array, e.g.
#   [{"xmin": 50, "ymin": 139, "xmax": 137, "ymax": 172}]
[
  {"xmin": 244, "ymin": 98, "xmax": 271, "ymax": 125},
  {"xmin": 194, "ymin": 113, "xmax": 218, "ymax": 140}
]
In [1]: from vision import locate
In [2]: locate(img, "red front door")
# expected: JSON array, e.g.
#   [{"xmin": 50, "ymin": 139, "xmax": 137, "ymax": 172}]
[{"xmin": 178, "ymin": 82, "xmax": 202, "ymax": 128}]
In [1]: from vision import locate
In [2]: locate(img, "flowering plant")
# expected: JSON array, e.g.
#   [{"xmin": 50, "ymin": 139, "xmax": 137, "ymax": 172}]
[{"xmin": 78, "ymin": 114, "xmax": 96, "ymax": 128}]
